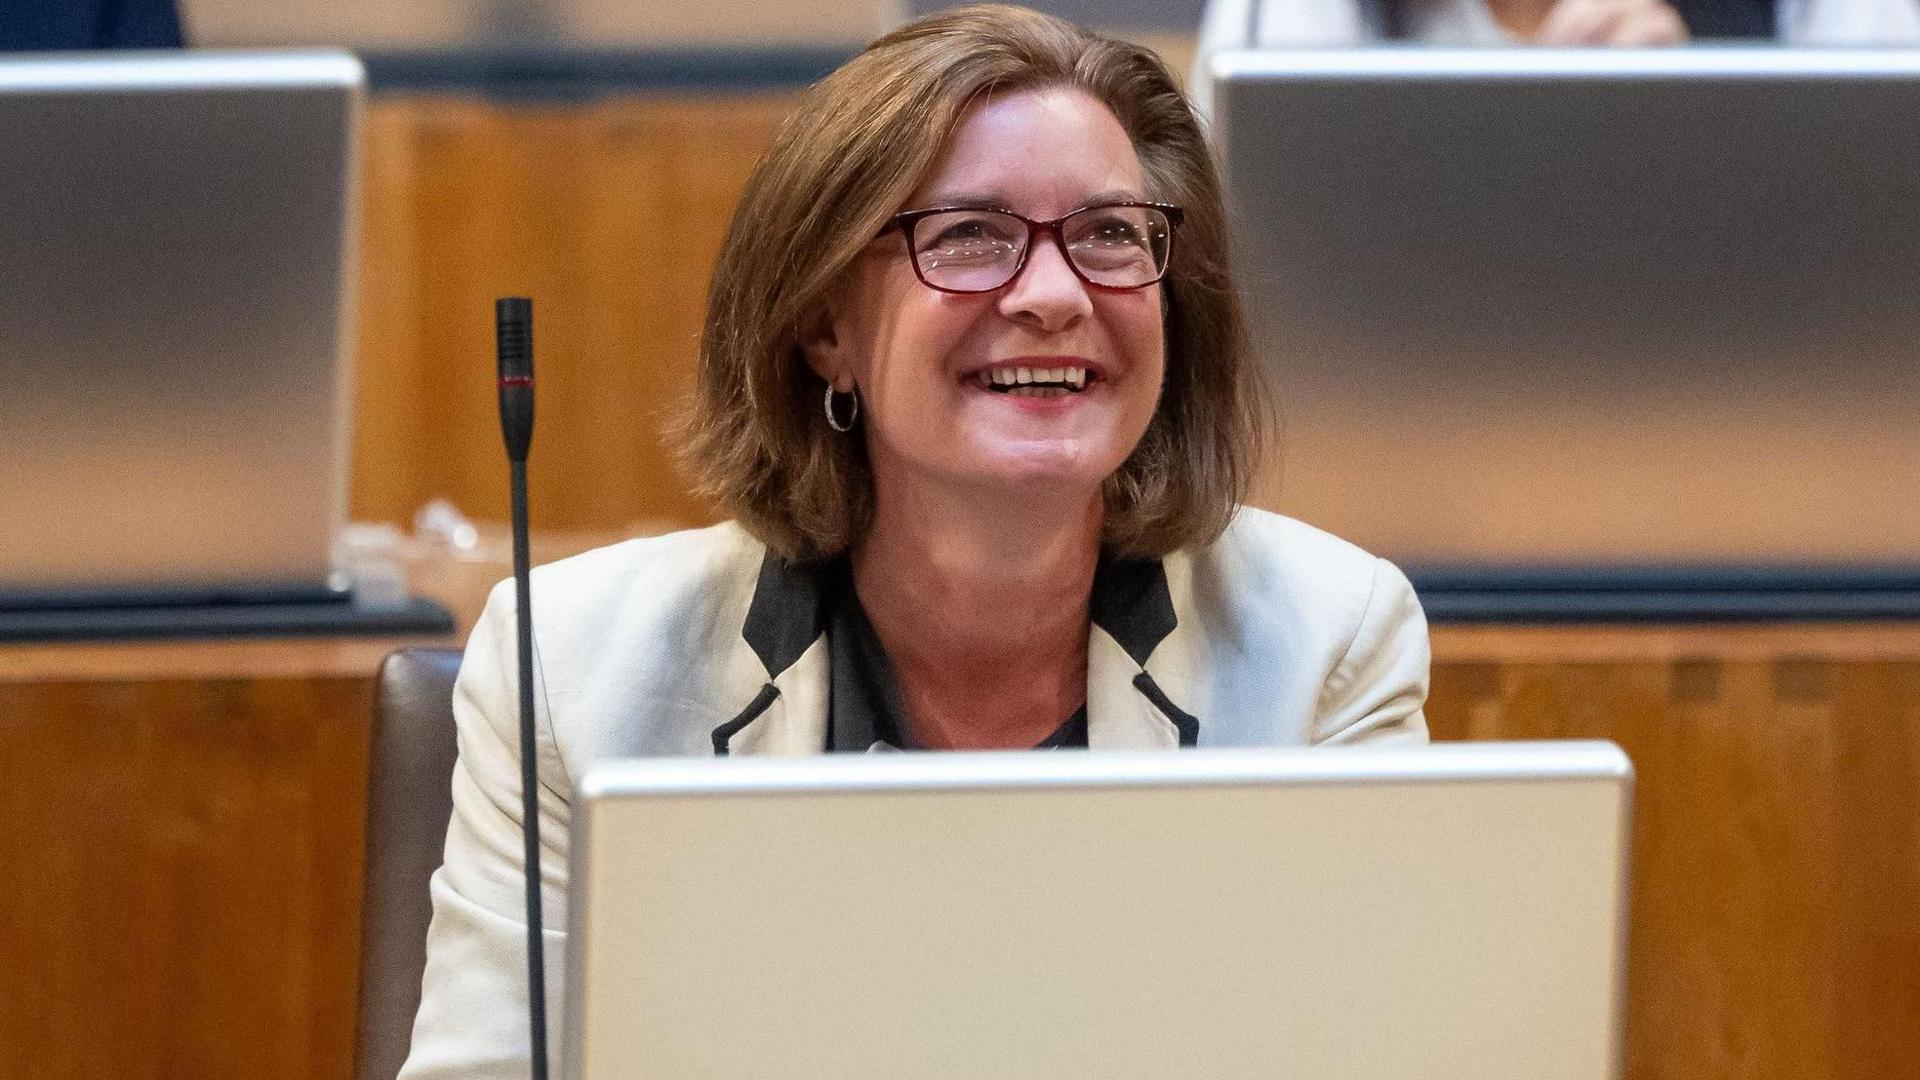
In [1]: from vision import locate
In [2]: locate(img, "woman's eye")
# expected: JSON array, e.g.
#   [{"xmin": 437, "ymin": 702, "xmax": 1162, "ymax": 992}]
[
  {"xmin": 1077, "ymin": 217, "xmax": 1146, "ymax": 247},
  {"xmin": 935, "ymin": 224, "xmax": 988, "ymax": 246},
  {"xmin": 922, "ymin": 215, "xmax": 1020, "ymax": 254},
  {"xmin": 937, "ymin": 226, "xmax": 1004, "ymax": 248}
]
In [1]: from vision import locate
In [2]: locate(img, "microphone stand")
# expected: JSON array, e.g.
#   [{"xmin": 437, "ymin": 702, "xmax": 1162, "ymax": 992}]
[{"xmin": 495, "ymin": 297, "xmax": 548, "ymax": 1080}]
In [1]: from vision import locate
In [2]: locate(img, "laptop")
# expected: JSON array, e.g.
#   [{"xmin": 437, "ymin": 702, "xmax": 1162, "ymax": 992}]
[
  {"xmin": 0, "ymin": 51, "xmax": 363, "ymax": 610},
  {"xmin": 1208, "ymin": 49, "xmax": 1920, "ymax": 611},
  {"xmin": 566, "ymin": 742, "xmax": 1633, "ymax": 1080}
]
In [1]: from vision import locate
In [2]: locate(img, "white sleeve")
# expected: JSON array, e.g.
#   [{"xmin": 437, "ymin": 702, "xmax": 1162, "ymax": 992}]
[
  {"xmin": 1784, "ymin": 0, "xmax": 1920, "ymax": 44},
  {"xmin": 1192, "ymin": 0, "xmax": 1254, "ymax": 122},
  {"xmin": 397, "ymin": 580, "xmax": 571, "ymax": 1080},
  {"xmin": 1311, "ymin": 557, "xmax": 1432, "ymax": 745},
  {"xmin": 1191, "ymin": 0, "xmax": 1374, "ymax": 120},
  {"xmin": 1253, "ymin": 0, "xmax": 1373, "ymax": 45}
]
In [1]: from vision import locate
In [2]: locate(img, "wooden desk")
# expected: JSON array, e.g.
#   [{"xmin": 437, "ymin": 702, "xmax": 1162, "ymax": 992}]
[
  {"xmin": 3, "ymin": 567, "xmax": 1916, "ymax": 1080},
  {"xmin": 1428, "ymin": 623, "xmax": 1920, "ymax": 1080},
  {"xmin": 0, "ymin": 540, "xmax": 539, "ymax": 1080}
]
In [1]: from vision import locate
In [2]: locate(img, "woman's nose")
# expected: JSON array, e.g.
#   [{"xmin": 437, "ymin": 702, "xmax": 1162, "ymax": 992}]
[{"xmin": 996, "ymin": 233, "xmax": 1092, "ymax": 332}]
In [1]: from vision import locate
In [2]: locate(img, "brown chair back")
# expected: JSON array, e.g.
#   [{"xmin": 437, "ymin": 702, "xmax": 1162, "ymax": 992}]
[{"xmin": 354, "ymin": 647, "xmax": 462, "ymax": 1080}]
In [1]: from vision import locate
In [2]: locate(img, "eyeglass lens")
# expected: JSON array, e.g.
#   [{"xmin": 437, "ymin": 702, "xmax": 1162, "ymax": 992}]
[{"xmin": 909, "ymin": 206, "xmax": 1172, "ymax": 292}]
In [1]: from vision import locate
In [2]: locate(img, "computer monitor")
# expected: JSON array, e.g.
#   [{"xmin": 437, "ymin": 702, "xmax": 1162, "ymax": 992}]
[
  {"xmin": 0, "ymin": 51, "xmax": 363, "ymax": 607},
  {"xmin": 566, "ymin": 742, "xmax": 1633, "ymax": 1080},
  {"xmin": 1208, "ymin": 50, "xmax": 1920, "ymax": 591}
]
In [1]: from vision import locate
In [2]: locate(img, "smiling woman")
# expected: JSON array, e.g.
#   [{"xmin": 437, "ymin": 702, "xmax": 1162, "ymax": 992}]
[
  {"xmin": 397, "ymin": 6, "xmax": 1432, "ymax": 1078},
  {"xmin": 684, "ymin": 6, "xmax": 1261, "ymax": 565}
]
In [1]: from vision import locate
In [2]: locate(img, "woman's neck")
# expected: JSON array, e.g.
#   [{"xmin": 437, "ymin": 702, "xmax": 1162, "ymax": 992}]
[{"xmin": 851, "ymin": 474, "xmax": 1102, "ymax": 749}]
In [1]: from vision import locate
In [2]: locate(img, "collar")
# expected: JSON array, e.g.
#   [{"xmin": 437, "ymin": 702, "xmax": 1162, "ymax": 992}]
[{"xmin": 711, "ymin": 550, "xmax": 1197, "ymax": 755}]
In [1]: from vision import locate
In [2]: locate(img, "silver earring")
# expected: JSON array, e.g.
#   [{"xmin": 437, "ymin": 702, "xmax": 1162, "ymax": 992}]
[{"xmin": 824, "ymin": 384, "xmax": 859, "ymax": 432}]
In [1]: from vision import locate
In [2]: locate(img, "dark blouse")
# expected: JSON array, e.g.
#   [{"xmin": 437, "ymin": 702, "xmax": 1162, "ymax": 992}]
[{"xmin": 821, "ymin": 559, "xmax": 1089, "ymax": 753}]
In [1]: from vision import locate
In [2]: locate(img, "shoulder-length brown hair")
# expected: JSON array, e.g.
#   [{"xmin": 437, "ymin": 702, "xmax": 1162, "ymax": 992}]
[{"xmin": 678, "ymin": 3, "xmax": 1264, "ymax": 563}]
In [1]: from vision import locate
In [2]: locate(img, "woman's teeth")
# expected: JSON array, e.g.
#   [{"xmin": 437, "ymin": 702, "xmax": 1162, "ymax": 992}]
[{"xmin": 982, "ymin": 365, "xmax": 1090, "ymax": 394}]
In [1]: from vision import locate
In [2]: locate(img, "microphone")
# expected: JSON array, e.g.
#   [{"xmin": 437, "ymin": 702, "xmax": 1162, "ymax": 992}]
[
  {"xmin": 497, "ymin": 297, "xmax": 534, "ymax": 463},
  {"xmin": 495, "ymin": 296, "xmax": 548, "ymax": 1080}
]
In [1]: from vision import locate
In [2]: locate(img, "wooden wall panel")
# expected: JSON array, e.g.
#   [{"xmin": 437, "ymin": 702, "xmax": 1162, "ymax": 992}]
[
  {"xmin": 348, "ymin": 103, "xmax": 428, "ymax": 527},
  {"xmin": 1825, "ymin": 665, "xmax": 1920, "ymax": 1075},
  {"xmin": 347, "ymin": 95, "xmax": 795, "ymax": 534},
  {"xmin": 0, "ymin": 675, "xmax": 373, "ymax": 1080},
  {"xmin": 1427, "ymin": 653, "xmax": 1920, "ymax": 1080}
]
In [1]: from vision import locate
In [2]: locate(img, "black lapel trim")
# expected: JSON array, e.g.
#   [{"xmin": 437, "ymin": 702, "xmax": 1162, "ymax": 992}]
[
  {"xmin": 1132, "ymin": 672, "xmax": 1199, "ymax": 747},
  {"xmin": 716, "ymin": 553, "xmax": 828, "ymax": 756},
  {"xmin": 740, "ymin": 552, "xmax": 829, "ymax": 678},
  {"xmin": 1094, "ymin": 557, "xmax": 1198, "ymax": 743},
  {"xmin": 713, "ymin": 683, "xmax": 780, "ymax": 756},
  {"xmin": 1089, "ymin": 555, "xmax": 1177, "ymax": 667}
]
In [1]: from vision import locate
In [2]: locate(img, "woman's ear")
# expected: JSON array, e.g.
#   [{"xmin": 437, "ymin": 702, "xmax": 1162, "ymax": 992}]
[{"xmin": 798, "ymin": 300, "xmax": 848, "ymax": 388}]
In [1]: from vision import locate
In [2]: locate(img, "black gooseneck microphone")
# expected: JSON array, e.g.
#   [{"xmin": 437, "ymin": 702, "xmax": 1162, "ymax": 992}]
[{"xmin": 495, "ymin": 297, "xmax": 548, "ymax": 1080}]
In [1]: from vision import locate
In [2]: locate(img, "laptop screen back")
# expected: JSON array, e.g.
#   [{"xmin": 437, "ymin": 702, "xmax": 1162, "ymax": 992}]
[
  {"xmin": 1212, "ymin": 50, "xmax": 1920, "ymax": 573},
  {"xmin": 0, "ymin": 52, "xmax": 361, "ymax": 604},
  {"xmin": 567, "ymin": 743, "xmax": 1632, "ymax": 1080}
]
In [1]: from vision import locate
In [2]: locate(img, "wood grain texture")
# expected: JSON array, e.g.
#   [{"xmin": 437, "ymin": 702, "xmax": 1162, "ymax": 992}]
[
  {"xmin": 348, "ymin": 95, "xmax": 795, "ymax": 535},
  {"xmin": 1427, "ymin": 650, "xmax": 1920, "ymax": 1080},
  {"xmin": 0, "ymin": 539, "xmax": 574, "ymax": 1080},
  {"xmin": 0, "ymin": 676, "xmax": 373, "ymax": 1080}
]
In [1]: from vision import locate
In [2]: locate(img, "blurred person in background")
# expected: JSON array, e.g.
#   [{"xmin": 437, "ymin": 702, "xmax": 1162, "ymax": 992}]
[
  {"xmin": 1199, "ymin": 0, "xmax": 1920, "ymax": 53},
  {"xmin": 1191, "ymin": 0, "xmax": 1919, "ymax": 131},
  {"xmin": 399, "ymin": 5, "xmax": 1429, "ymax": 1076},
  {"xmin": 0, "ymin": 0, "xmax": 183, "ymax": 49}
]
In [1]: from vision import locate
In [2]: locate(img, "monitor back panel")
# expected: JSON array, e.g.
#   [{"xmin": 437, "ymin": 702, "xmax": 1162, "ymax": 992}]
[
  {"xmin": 1213, "ymin": 50, "xmax": 1920, "ymax": 571},
  {"xmin": 567, "ymin": 744, "xmax": 1632, "ymax": 1080},
  {"xmin": 0, "ymin": 53, "xmax": 361, "ymax": 601}
]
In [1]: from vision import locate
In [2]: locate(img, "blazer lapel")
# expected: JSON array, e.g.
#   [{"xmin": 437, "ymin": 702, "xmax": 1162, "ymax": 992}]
[
  {"xmin": 712, "ymin": 553, "xmax": 830, "ymax": 756},
  {"xmin": 1086, "ymin": 554, "xmax": 1200, "ymax": 748},
  {"xmin": 720, "ymin": 637, "xmax": 829, "ymax": 755},
  {"xmin": 712, "ymin": 549, "xmax": 1201, "ymax": 753}
]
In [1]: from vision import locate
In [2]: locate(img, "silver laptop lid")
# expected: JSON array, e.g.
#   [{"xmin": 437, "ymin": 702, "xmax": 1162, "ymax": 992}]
[
  {"xmin": 0, "ymin": 52, "xmax": 362, "ymax": 603},
  {"xmin": 567, "ymin": 742, "xmax": 1632, "ymax": 1080},
  {"xmin": 1212, "ymin": 50, "xmax": 1920, "ymax": 572}
]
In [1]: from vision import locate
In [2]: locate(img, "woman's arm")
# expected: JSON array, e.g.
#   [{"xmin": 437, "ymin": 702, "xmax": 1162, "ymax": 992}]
[
  {"xmin": 397, "ymin": 581, "xmax": 570, "ymax": 1080},
  {"xmin": 1312, "ymin": 557, "xmax": 1431, "ymax": 745}
]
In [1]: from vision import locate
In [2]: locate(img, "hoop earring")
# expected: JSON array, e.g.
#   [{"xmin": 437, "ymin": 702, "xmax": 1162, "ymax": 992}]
[{"xmin": 824, "ymin": 384, "xmax": 859, "ymax": 433}]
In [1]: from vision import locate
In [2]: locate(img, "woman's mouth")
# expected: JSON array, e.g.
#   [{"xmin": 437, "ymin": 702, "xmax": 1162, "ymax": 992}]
[{"xmin": 972, "ymin": 364, "xmax": 1097, "ymax": 398}]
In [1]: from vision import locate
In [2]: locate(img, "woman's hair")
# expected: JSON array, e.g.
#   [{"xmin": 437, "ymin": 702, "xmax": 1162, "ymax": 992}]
[{"xmin": 678, "ymin": 3, "xmax": 1264, "ymax": 562}]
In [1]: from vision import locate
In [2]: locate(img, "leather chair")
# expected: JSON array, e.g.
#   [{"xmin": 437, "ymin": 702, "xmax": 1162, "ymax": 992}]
[{"xmin": 354, "ymin": 647, "xmax": 463, "ymax": 1080}]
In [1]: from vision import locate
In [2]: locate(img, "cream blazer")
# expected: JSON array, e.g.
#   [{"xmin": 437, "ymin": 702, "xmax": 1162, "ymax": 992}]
[{"xmin": 397, "ymin": 506, "xmax": 1431, "ymax": 1079}]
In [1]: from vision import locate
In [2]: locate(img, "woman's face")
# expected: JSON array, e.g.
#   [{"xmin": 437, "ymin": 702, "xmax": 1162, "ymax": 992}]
[{"xmin": 808, "ymin": 86, "xmax": 1166, "ymax": 509}]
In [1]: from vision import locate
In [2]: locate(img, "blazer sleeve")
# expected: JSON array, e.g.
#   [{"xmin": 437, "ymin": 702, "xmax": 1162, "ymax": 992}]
[
  {"xmin": 398, "ymin": 580, "xmax": 569, "ymax": 1080},
  {"xmin": 1312, "ymin": 557, "xmax": 1431, "ymax": 745}
]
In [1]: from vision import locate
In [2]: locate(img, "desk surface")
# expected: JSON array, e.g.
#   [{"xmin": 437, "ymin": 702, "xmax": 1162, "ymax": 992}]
[
  {"xmin": 14, "ymin": 620, "xmax": 1920, "ymax": 683},
  {"xmin": 7, "ymin": 526, "xmax": 1920, "ymax": 682},
  {"xmin": 0, "ymin": 530, "xmax": 586, "ymax": 681}
]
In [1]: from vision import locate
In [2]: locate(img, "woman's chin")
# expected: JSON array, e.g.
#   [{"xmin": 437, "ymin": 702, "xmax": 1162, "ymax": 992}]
[
  {"xmin": 875, "ymin": 422, "xmax": 1139, "ymax": 502},
  {"xmin": 958, "ymin": 439, "xmax": 1117, "ymax": 494}
]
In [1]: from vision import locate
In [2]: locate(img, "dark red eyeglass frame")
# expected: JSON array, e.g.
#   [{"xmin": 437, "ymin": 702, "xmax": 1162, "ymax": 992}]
[{"xmin": 885, "ymin": 201, "xmax": 1185, "ymax": 295}]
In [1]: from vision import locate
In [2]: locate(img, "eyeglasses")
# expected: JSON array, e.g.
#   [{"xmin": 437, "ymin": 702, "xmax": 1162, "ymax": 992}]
[{"xmin": 888, "ymin": 202, "xmax": 1183, "ymax": 294}]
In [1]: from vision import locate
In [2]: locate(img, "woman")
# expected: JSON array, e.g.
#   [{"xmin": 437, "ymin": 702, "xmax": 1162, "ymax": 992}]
[{"xmin": 399, "ymin": 6, "xmax": 1428, "ymax": 1076}]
